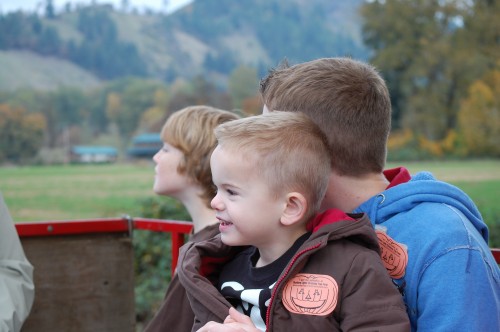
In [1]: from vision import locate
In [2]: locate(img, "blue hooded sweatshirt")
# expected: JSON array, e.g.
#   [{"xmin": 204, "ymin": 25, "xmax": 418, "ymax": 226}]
[{"xmin": 353, "ymin": 167, "xmax": 500, "ymax": 332}]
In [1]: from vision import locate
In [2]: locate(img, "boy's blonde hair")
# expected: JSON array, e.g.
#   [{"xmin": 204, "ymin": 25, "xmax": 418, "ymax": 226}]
[
  {"xmin": 260, "ymin": 57, "xmax": 391, "ymax": 177},
  {"xmin": 214, "ymin": 111, "xmax": 331, "ymax": 221},
  {"xmin": 161, "ymin": 106, "xmax": 240, "ymax": 206}
]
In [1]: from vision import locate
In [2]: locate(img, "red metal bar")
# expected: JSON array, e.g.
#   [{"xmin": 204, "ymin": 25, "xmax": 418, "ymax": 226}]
[
  {"xmin": 15, "ymin": 218, "xmax": 130, "ymax": 237},
  {"xmin": 133, "ymin": 217, "xmax": 193, "ymax": 234},
  {"xmin": 133, "ymin": 218, "xmax": 193, "ymax": 274}
]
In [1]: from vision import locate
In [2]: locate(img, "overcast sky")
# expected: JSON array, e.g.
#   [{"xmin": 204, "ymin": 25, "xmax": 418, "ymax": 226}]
[{"xmin": 0, "ymin": 0, "xmax": 193, "ymax": 14}]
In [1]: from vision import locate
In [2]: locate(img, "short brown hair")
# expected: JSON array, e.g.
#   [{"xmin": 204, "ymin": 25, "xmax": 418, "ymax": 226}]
[
  {"xmin": 214, "ymin": 111, "xmax": 331, "ymax": 221},
  {"xmin": 161, "ymin": 106, "xmax": 240, "ymax": 206},
  {"xmin": 260, "ymin": 57, "xmax": 391, "ymax": 176}
]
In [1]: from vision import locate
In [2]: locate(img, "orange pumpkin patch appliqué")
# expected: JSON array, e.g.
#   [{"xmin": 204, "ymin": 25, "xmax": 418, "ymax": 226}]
[
  {"xmin": 376, "ymin": 228, "xmax": 408, "ymax": 279},
  {"xmin": 282, "ymin": 273, "xmax": 338, "ymax": 316}
]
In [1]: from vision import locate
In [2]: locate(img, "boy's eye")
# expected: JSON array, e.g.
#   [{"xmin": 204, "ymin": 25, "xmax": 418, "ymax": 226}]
[{"xmin": 227, "ymin": 189, "xmax": 236, "ymax": 196}]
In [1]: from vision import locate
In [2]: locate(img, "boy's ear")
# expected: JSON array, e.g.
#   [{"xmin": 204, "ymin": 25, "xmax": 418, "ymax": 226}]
[{"xmin": 281, "ymin": 192, "xmax": 307, "ymax": 226}]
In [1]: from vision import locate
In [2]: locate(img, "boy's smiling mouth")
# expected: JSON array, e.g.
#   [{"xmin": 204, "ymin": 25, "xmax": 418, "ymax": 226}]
[
  {"xmin": 217, "ymin": 217, "xmax": 233, "ymax": 232},
  {"xmin": 217, "ymin": 217, "xmax": 233, "ymax": 226}
]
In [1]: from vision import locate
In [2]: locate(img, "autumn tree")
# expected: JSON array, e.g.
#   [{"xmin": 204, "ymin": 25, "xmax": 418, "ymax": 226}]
[
  {"xmin": 361, "ymin": 0, "xmax": 499, "ymax": 143},
  {"xmin": 167, "ymin": 76, "xmax": 232, "ymax": 113},
  {"xmin": 112, "ymin": 79, "xmax": 167, "ymax": 139},
  {"xmin": 139, "ymin": 88, "xmax": 170, "ymax": 132},
  {"xmin": 105, "ymin": 92, "xmax": 122, "ymax": 124},
  {"xmin": 456, "ymin": 0, "xmax": 500, "ymax": 69},
  {"xmin": 0, "ymin": 104, "xmax": 46, "ymax": 163},
  {"xmin": 40, "ymin": 87, "xmax": 87, "ymax": 148},
  {"xmin": 98, "ymin": 91, "xmax": 122, "ymax": 146},
  {"xmin": 458, "ymin": 67, "xmax": 500, "ymax": 156}
]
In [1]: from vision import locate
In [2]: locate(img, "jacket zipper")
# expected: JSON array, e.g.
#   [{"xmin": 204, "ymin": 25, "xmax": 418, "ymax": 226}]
[{"xmin": 264, "ymin": 242, "xmax": 322, "ymax": 330}]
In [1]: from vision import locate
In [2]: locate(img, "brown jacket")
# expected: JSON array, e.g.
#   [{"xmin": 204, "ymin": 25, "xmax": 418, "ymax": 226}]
[
  {"xmin": 178, "ymin": 210, "xmax": 410, "ymax": 331},
  {"xmin": 143, "ymin": 223, "xmax": 220, "ymax": 332}
]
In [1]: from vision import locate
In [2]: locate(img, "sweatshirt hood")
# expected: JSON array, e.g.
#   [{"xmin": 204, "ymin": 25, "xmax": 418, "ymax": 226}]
[
  {"xmin": 354, "ymin": 169, "xmax": 488, "ymax": 242},
  {"xmin": 307, "ymin": 209, "xmax": 381, "ymax": 255}
]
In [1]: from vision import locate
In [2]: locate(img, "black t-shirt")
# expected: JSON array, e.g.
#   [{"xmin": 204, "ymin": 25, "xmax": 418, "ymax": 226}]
[{"xmin": 218, "ymin": 232, "xmax": 310, "ymax": 330}]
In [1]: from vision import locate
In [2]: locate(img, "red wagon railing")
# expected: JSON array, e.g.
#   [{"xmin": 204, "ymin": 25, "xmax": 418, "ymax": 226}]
[{"xmin": 15, "ymin": 216, "xmax": 194, "ymax": 276}]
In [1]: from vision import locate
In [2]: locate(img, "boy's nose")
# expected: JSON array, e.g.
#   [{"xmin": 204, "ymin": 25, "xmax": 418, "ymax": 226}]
[
  {"xmin": 211, "ymin": 193, "xmax": 223, "ymax": 211},
  {"xmin": 152, "ymin": 150, "xmax": 160, "ymax": 163}
]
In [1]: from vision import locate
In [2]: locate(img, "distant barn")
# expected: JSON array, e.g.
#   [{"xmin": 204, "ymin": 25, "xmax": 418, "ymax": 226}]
[
  {"xmin": 127, "ymin": 133, "xmax": 162, "ymax": 158},
  {"xmin": 70, "ymin": 146, "xmax": 118, "ymax": 163}
]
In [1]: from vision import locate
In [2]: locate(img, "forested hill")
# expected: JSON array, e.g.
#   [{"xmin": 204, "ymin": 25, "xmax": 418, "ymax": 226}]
[{"xmin": 0, "ymin": 0, "xmax": 368, "ymax": 90}]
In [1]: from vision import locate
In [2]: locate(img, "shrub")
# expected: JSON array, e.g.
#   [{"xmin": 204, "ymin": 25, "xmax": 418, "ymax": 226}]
[{"xmin": 133, "ymin": 196, "xmax": 190, "ymax": 324}]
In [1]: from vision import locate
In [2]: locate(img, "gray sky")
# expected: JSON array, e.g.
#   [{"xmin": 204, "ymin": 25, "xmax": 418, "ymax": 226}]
[{"xmin": 0, "ymin": 0, "xmax": 193, "ymax": 13}]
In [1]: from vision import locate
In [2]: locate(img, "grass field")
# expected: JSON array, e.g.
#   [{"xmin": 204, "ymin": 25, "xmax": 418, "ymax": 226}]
[
  {"xmin": 1, "ymin": 162, "xmax": 155, "ymax": 222},
  {"xmin": 1, "ymin": 159, "xmax": 499, "ymax": 243}
]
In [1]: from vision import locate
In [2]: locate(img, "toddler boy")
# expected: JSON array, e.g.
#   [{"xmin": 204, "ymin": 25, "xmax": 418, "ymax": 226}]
[{"xmin": 178, "ymin": 111, "xmax": 410, "ymax": 331}]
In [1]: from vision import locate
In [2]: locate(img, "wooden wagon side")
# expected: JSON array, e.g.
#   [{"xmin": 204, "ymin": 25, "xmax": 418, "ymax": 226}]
[{"xmin": 16, "ymin": 218, "xmax": 193, "ymax": 332}]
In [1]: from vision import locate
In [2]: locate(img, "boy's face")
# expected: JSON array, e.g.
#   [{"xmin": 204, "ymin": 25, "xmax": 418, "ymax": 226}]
[
  {"xmin": 152, "ymin": 142, "xmax": 190, "ymax": 198},
  {"xmin": 210, "ymin": 145, "xmax": 286, "ymax": 247}
]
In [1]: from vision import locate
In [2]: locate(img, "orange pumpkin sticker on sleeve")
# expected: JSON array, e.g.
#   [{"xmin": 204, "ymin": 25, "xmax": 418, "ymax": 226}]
[
  {"xmin": 375, "ymin": 227, "xmax": 408, "ymax": 279},
  {"xmin": 282, "ymin": 273, "xmax": 338, "ymax": 316}
]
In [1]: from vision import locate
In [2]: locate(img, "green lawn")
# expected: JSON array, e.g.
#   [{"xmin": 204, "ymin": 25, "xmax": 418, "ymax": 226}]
[
  {"xmin": 1, "ymin": 160, "xmax": 499, "ymax": 245},
  {"xmin": 1, "ymin": 162, "xmax": 156, "ymax": 222}
]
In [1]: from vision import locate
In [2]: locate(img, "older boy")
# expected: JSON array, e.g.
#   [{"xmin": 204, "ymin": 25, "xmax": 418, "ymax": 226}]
[
  {"xmin": 178, "ymin": 112, "xmax": 410, "ymax": 331},
  {"xmin": 144, "ymin": 106, "xmax": 239, "ymax": 332},
  {"xmin": 260, "ymin": 57, "xmax": 500, "ymax": 331}
]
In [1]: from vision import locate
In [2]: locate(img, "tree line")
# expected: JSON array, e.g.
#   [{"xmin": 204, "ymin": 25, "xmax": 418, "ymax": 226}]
[
  {"xmin": 0, "ymin": 69, "xmax": 261, "ymax": 164},
  {"xmin": 0, "ymin": 0, "xmax": 498, "ymax": 164}
]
